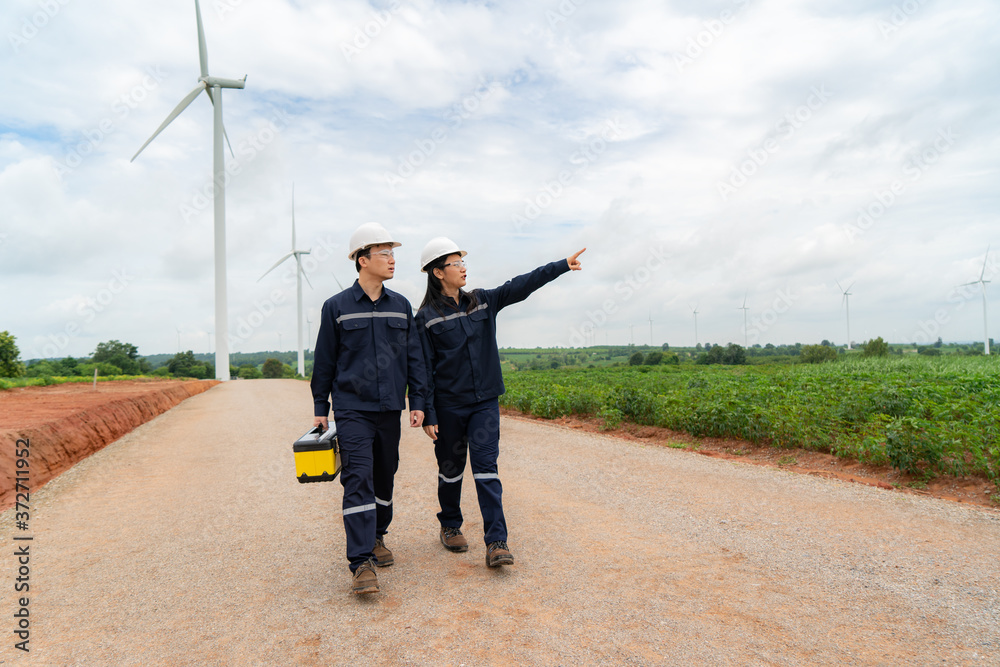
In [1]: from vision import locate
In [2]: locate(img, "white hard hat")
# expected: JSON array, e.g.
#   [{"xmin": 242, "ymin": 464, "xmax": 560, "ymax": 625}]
[
  {"xmin": 348, "ymin": 222, "xmax": 401, "ymax": 261},
  {"xmin": 420, "ymin": 237, "xmax": 467, "ymax": 272}
]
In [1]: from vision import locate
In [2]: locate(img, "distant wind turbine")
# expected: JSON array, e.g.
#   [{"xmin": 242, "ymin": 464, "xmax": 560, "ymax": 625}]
[
  {"xmin": 648, "ymin": 310, "xmax": 654, "ymax": 346},
  {"xmin": 690, "ymin": 302, "xmax": 700, "ymax": 347},
  {"xmin": 837, "ymin": 281, "xmax": 855, "ymax": 350},
  {"xmin": 959, "ymin": 246, "xmax": 992, "ymax": 355},
  {"xmin": 131, "ymin": 0, "xmax": 247, "ymax": 381},
  {"xmin": 737, "ymin": 291, "xmax": 749, "ymax": 348},
  {"xmin": 259, "ymin": 187, "xmax": 312, "ymax": 377}
]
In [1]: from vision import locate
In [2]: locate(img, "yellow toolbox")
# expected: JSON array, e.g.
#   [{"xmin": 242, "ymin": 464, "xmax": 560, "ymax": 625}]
[{"xmin": 293, "ymin": 423, "xmax": 341, "ymax": 483}]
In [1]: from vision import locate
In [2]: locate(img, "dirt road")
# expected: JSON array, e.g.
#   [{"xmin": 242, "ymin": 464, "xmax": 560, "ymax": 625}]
[{"xmin": 2, "ymin": 380, "xmax": 998, "ymax": 665}]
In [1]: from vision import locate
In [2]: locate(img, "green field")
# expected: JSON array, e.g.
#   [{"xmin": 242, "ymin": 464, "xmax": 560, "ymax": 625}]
[{"xmin": 500, "ymin": 356, "xmax": 1000, "ymax": 481}]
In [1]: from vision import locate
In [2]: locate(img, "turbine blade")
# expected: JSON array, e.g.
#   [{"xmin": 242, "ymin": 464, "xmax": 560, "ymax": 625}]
[
  {"xmin": 195, "ymin": 0, "xmax": 209, "ymax": 79},
  {"xmin": 203, "ymin": 87, "xmax": 235, "ymax": 158},
  {"xmin": 332, "ymin": 273, "xmax": 345, "ymax": 291},
  {"xmin": 291, "ymin": 185, "xmax": 297, "ymax": 249},
  {"xmin": 836, "ymin": 280, "xmax": 844, "ymax": 293},
  {"xmin": 258, "ymin": 252, "xmax": 295, "ymax": 281},
  {"xmin": 131, "ymin": 83, "xmax": 207, "ymax": 161},
  {"xmin": 845, "ymin": 282, "xmax": 855, "ymax": 293},
  {"xmin": 959, "ymin": 280, "xmax": 979, "ymax": 287},
  {"xmin": 299, "ymin": 261, "xmax": 314, "ymax": 290},
  {"xmin": 981, "ymin": 244, "xmax": 991, "ymax": 281}
]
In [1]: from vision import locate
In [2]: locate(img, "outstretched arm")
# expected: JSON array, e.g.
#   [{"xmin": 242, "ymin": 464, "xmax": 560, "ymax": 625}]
[{"xmin": 488, "ymin": 248, "xmax": 585, "ymax": 312}]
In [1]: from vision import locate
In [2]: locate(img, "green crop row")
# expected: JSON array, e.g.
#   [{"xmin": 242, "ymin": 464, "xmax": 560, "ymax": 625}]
[{"xmin": 499, "ymin": 357, "xmax": 1000, "ymax": 480}]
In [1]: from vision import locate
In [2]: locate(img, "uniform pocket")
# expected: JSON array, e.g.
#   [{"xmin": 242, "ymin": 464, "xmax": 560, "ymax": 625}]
[
  {"xmin": 430, "ymin": 318, "xmax": 464, "ymax": 351},
  {"xmin": 341, "ymin": 317, "xmax": 371, "ymax": 350}
]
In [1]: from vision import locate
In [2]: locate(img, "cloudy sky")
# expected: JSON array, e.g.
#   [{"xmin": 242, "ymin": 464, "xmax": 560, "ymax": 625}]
[{"xmin": 2, "ymin": 0, "xmax": 998, "ymax": 364}]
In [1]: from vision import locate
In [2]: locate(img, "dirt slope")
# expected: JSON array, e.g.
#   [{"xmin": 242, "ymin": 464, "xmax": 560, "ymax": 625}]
[
  {"xmin": 0, "ymin": 379, "xmax": 997, "ymax": 665},
  {"xmin": 0, "ymin": 380, "xmax": 218, "ymax": 508}
]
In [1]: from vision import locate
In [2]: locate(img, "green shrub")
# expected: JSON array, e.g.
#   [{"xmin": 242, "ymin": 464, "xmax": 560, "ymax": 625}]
[{"xmin": 801, "ymin": 344, "xmax": 838, "ymax": 364}]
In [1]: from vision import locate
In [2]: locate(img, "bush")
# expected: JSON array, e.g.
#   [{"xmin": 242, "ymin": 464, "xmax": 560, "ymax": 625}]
[
  {"xmin": 238, "ymin": 365, "xmax": 263, "ymax": 379},
  {"xmin": 628, "ymin": 352, "xmax": 644, "ymax": 366},
  {"xmin": 77, "ymin": 362, "xmax": 123, "ymax": 377},
  {"xmin": 862, "ymin": 336, "xmax": 890, "ymax": 358},
  {"xmin": 644, "ymin": 351, "xmax": 663, "ymax": 365},
  {"xmin": 262, "ymin": 358, "xmax": 284, "ymax": 378},
  {"xmin": 800, "ymin": 344, "xmax": 838, "ymax": 364}
]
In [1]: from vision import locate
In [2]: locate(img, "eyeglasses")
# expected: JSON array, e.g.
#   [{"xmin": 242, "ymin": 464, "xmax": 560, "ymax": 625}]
[
  {"xmin": 369, "ymin": 249, "xmax": 394, "ymax": 259},
  {"xmin": 443, "ymin": 260, "xmax": 466, "ymax": 269}
]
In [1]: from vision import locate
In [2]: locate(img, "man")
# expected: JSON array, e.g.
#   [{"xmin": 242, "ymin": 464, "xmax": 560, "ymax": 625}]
[{"xmin": 311, "ymin": 222, "xmax": 427, "ymax": 595}]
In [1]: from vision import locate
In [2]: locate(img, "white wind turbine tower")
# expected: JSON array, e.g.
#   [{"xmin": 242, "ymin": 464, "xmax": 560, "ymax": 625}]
[
  {"xmin": 959, "ymin": 246, "xmax": 992, "ymax": 355},
  {"xmin": 131, "ymin": 0, "xmax": 246, "ymax": 381},
  {"xmin": 690, "ymin": 303, "xmax": 700, "ymax": 347},
  {"xmin": 648, "ymin": 310, "xmax": 654, "ymax": 346},
  {"xmin": 737, "ymin": 291, "xmax": 749, "ymax": 348},
  {"xmin": 837, "ymin": 281, "xmax": 855, "ymax": 350},
  {"xmin": 259, "ymin": 187, "xmax": 312, "ymax": 377}
]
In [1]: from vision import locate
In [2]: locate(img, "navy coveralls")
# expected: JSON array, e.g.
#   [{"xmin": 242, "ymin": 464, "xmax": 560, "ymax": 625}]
[
  {"xmin": 311, "ymin": 280, "xmax": 427, "ymax": 572},
  {"xmin": 416, "ymin": 260, "xmax": 570, "ymax": 545}
]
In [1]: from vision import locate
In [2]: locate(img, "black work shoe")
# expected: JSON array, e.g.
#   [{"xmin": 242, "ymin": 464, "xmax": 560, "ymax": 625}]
[
  {"xmin": 486, "ymin": 541, "xmax": 514, "ymax": 567},
  {"xmin": 440, "ymin": 526, "xmax": 469, "ymax": 552},
  {"xmin": 373, "ymin": 537, "xmax": 394, "ymax": 567},
  {"xmin": 351, "ymin": 559, "xmax": 379, "ymax": 594}
]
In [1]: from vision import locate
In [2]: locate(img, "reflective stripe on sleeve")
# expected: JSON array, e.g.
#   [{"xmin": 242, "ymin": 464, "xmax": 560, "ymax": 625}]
[
  {"xmin": 375, "ymin": 497, "xmax": 393, "ymax": 506},
  {"xmin": 438, "ymin": 472, "xmax": 464, "ymax": 483},
  {"xmin": 473, "ymin": 473, "xmax": 500, "ymax": 480}
]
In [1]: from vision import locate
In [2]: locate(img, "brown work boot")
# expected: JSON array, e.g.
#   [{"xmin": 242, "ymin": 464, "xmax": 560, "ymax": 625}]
[
  {"xmin": 486, "ymin": 541, "xmax": 514, "ymax": 567},
  {"xmin": 351, "ymin": 559, "xmax": 379, "ymax": 594},
  {"xmin": 440, "ymin": 526, "xmax": 469, "ymax": 552},
  {"xmin": 373, "ymin": 537, "xmax": 394, "ymax": 567}
]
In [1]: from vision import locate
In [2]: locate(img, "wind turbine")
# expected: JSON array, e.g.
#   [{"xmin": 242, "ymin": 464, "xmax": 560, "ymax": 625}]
[
  {"xmin": 259, "ymin": 187, "xmax": 312, "ymax": 377},
  {"xmin": 131, "ymin": 0, "xmax": 247, "ymax": 381},
  {"xmin": 737, "ymin": 291, "xmax": 749, "ymax": 348},
  {"xmin": 959, "ymin": 246, "xmax": 992, "ymax": 355},
  {"xmin": 837, "ymin": 281, "xmax": 854, "ymax": 350},
  {"xmin": 648, "ymin": 310, "xmax": 654, "ymax": 346},
  {"xmin": 690, "ymin": 303, "xmax": 700, "ymax": 347}
]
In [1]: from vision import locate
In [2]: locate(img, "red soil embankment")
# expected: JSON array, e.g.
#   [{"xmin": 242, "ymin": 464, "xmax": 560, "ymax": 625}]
[{"xmin": 1, "ymin": 380, "xmax": 218, "ymax": 509}]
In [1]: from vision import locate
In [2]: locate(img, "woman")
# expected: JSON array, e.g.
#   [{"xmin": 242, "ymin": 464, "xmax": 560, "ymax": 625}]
[{"xmin": 416, "ymin": 237, "xmax": 584, "ymax": 567}]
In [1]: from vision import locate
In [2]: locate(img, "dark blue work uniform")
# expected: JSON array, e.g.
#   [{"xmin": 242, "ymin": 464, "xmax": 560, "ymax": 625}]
[
  {"xmin": 416, "ymin": 260, "xmax": 570, "ymax": 545},
  {"xmin": 311, "ymin": 280, "xmax": 427, "ymax": 572}
]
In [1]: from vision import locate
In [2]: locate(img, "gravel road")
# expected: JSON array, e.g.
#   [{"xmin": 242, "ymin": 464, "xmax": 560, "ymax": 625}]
[{"xmin": 2, "ymin": 379, "xmax": 998, "ymax": 666}]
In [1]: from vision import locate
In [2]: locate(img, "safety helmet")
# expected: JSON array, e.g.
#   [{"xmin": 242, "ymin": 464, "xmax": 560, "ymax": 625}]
[
  {"xmin": 420, "ymin": 237, "xmax": 467, "ymax": 272},
  {"xmin": 347, "ymin": 222, "xmax": 401, "ymax": 261}
]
